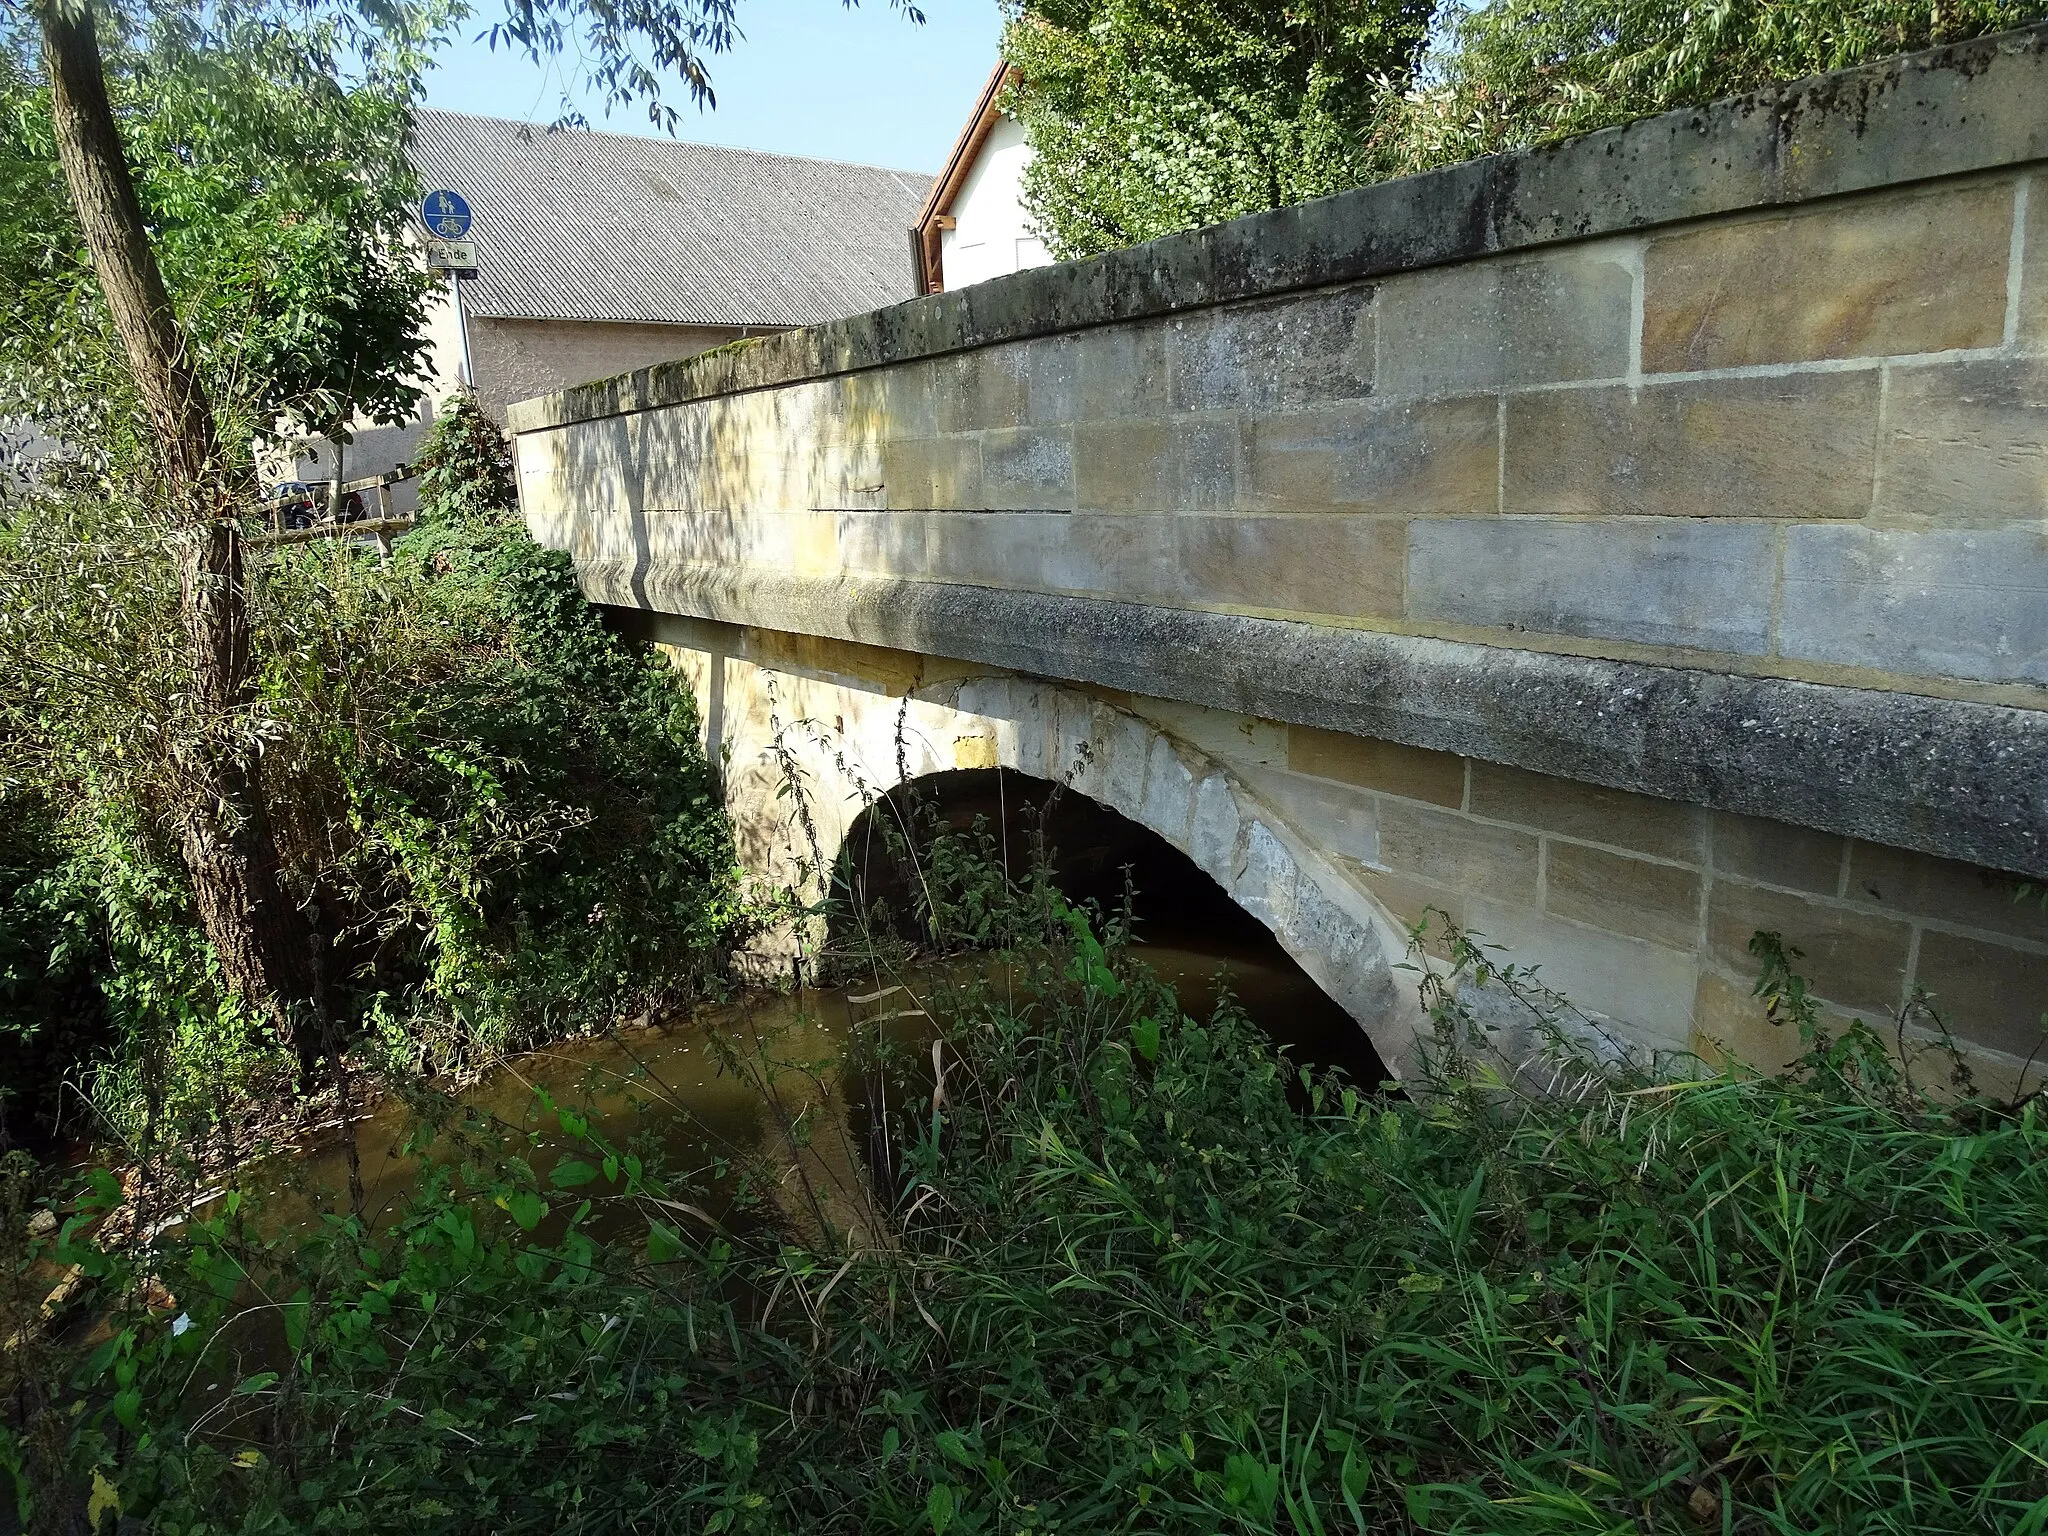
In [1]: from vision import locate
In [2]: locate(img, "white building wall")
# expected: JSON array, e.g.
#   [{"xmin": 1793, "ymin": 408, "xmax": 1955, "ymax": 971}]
[{"xmin": 938, "ymin": 115, "xmax": 1051, "ymax": 290}]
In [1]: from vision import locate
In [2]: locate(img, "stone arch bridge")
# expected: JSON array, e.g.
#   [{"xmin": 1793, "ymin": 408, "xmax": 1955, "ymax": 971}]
[{"xmin": 510, "ymin": 30, "xmax": 2048, "ymax": 1085}]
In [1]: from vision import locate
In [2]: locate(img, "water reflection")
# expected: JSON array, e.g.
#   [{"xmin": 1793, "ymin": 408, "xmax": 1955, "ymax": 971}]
[{"xmin": 259, "ymin": 915, "xmax": 1379, "ymax": 1237}]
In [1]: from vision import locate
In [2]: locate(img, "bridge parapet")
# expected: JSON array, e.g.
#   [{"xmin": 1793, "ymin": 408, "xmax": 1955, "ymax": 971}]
[{"xmin": 513, "ymin": 29, "xmax": 2048, "ymax": 1077}]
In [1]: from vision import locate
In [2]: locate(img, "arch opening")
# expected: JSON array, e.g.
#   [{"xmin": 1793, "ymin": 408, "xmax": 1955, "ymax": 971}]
[{"xmin": 830, "ymin": 767, "xmax": 1391, "ymax": 1087}]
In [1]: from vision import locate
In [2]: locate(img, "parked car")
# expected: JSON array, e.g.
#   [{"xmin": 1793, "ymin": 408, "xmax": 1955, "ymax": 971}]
[{"xmin": 263, "ymin": 480, "xmax": 366, "ymax": 531}]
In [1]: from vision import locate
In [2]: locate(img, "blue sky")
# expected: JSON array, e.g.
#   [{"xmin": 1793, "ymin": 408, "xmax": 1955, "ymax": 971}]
[{"xmin": 423, "ymin": 0, "xmax": 1005, "ymax": 173}]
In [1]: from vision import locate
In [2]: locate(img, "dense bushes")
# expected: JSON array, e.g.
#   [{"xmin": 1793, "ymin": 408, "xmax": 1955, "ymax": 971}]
[
  {"xmin": 260, "ymin": 400, "xmax": 743, "ymax": 1074},
  {"xmin": 15, "ymin": 869, "xmax": 2048, "ymax": 1532},
  {"xmin": 0, "ymin": 397, "xmax": 742, "ymax": 1145},
  {"xmin": 1005, "ymin": 0, "xmax": 1434, "ymax": 258},
  {"xmin": 1006, "ymin": 0, "xmax": 2048, "ymax": 257},
  {"xmin": 1393, "ymin": 0, "xmax": 2048, "ymax": 173}
]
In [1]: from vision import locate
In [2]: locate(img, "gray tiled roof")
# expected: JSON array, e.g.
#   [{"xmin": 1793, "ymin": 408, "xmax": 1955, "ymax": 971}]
[{"xmin": 412, "ymin": 110, "xmax": 933, "ymax": 327}]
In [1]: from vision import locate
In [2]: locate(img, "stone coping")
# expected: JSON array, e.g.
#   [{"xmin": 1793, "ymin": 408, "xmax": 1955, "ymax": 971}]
[
  {"xmin": 595, "ymin": 566, "xmax": 2048, "ymax": 879},
  {"xmin": 510, "ymin": 24, "xmax": 2048, "ymax": 434}
]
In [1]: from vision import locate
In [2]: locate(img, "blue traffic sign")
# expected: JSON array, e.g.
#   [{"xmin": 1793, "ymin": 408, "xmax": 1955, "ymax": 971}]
[{"xmin": 422, "ymin": 189, "xmax": 472, "ymax": 239}]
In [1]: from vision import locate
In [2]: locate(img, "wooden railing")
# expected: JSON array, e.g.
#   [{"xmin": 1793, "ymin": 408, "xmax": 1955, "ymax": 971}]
[{"xmin": 248, "ymin": 465, "xmax": 418, "ymax": 554}]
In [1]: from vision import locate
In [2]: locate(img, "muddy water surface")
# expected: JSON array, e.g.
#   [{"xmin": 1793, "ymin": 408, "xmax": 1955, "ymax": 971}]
[{"xmin": 248, "ymin": 924, "xmax": 1380, "ymax": 1232}]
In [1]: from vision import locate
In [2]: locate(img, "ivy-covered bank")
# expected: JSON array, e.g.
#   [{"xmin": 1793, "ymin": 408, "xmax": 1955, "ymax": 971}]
[{"xmin": 0, "ymin": 397, "xmax": 745, "ymax": 1152}]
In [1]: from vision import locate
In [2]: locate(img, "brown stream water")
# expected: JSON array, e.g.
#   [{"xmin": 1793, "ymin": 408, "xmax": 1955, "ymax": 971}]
[{"xmin": 234, "ymin": 923, "xmax": 1380, "ymax": 1236}]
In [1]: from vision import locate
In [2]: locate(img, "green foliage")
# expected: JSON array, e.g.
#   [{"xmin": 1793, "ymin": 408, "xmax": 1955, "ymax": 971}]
[
  {"xmin": 24, "ymin": 885, "xmax": 2048, "ymax": 1532},
  {"xmin": 0, "ymin": 416, "xmax": 742, "ymax": 1137},
  {"xmin": 1003, "ymin": 0, "xmax": 1435, "ymax": 259},
  {"xmin": 271, "ymin": 524, "xmax": 744, "ymax": 1073},
  {"xmin": 0, "ymin": 808, "xmax": 105, "ymax": 1150},
  {"xmin": 0, "ymin": 2, "xmax": 439, "ymax": 476},
  {"xmin": 1005, "ymin": 0, "xmax": 2048, "ymax": 254},
  {"xmin": 413, "ymin": 391, "xmax": 520, "ymax": 522},
  {"xmin": 1398, "ymin": 0, "xmax": 2048, "ymax": 171}
]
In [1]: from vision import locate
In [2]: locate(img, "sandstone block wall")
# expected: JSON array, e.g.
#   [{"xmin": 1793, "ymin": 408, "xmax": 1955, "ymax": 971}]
[
  {"xmin": 518, "ymin": 167, "xmax": 2048, "ymax": 704},
  {"xmin": 517, "ymin": 31, "xmax": 2048, "ymax": 1072},
  {"xmin": 648, "ymin": 622, "xmax": 2048, "ymax": 1092}
]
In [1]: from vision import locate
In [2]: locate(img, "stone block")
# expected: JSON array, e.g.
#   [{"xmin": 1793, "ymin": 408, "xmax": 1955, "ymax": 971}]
[
  {"xmin": 1189, "ymin": 773, "xmax": 1245, "ymax": 882},
  {"xmin": 812, "ymin": 437, "xmax": 889, "ymax": 512},
  {"xmin": 952, "ymin": 733, "xmax": 998, "ymax": 770},
  {"xmin": 1097, "ymin": 709, "xmax": 1152, "ymax": 823},
  {"xmin": 1467, "ymin": 764, "xmax": 1710, "ymax": 863},
  {"xmin": 923, "ymin": 512, "xmax": 1177, "ymax": 602},
  {"xmin": 1913, "ymin": 930, "xmax": 2048, "ymax": 1061},
  {"xmin": 1777, "ymin": 524, "xmax": 2048, "ymax": 684},
  {"xmin": 1505, "ymin": 373, "xmax": 1879, "ymax": 519},
  {"xmin": 1242, "ymin": 768, "xmax": 1380, "ymax": 865},
  {"xmin": 1642, "ymin": 179, "xmax": 2012, "ymax": 371},
  {"xmin": 1018, "ymin": 336, "xmax": 1079, "ymax": 426},
  {"xmin": 882, "ymin": 436, "xmax": 983, "ymax": 512},
  {"xmin": 2019, "ymin": 172, "xmax": 2048, "ymax": 347},
  {"xmin": 1073, "ymin": 417, "xmax": 1242, "ymax": 515},
  {"xmin": 1075, "ymin": 320, "xmax": 1169, "ymax": 420},
  {"xmin": 932, "ymin": 340, "xmax": 1074, "ymax": 434},
  {"xmin": 1142, "ymin": 735, "xmax": 1196, "ymax": 848},
  {"xmin": 1691, "ymin": 969, "xmax": 1808, "ymax": 1072},
  {"xmin": 1128, "ymin": 698, "xmax": 1289, "ymax": 773},
  {"xmin": 1431, "ymin": 891, "xmax": 1700, "ymax": 1050},
  {"xmin": 1075, "ymin": 420, "xmax": 1170, "ymax": 513},
  {"xmin": 1845, "ymin": 842, "xmax": 2048, "ymax": 945},
  {"xmin": 1352, "ymin": 868, "xmax": 1464, "ymax": 934},
  {"xmin": 1232, "ymin": 819, "xmax": 1304, "ymax": 935},
  {"xmin": 635, "ymin": 405, "xmax": 724, "ymax": 513},
  {"xmin": 1375, "ymin": 242, "xmax": 1633, "ymax": 398},
  {"xmin": 1375, "ymin": 800, "xmax": 1540, "ymax": 904},
  {"xmin": 836, "ymin": 510, "xmax": 928, "ymax": 579},
  {"xmin": 1706, "ymin": 882, "xmax": 1910, "ymax": 1015},
  {"xmin": 1286, "ymin": 724, "xmax": 1465, "ymax": 808},
  {"xmin": 1874, "ymin": 357, "xmax": 2048, "ymax": 525},
  {"xmin": 1282, "ymin": 877, "xmax": 1404, "ymax": 1059},
  {"xmin": 980, "ymin": 427, "xmax": 1076, "ymax": 510},
  {"xmin": 747, "ymin": 630, "xmax": 924, "ymax": 694},
  {"xmin": 1179, "ymin": 514, "xmax": 1404, "ymax": 620},
  {"xmin": 1054, "ymin": 693, "xmax": 1101, "ymax": 794},
  {"xmin": 1168, "ymin": 287, "xmax": 1375, "ymax": 412},
  {"xmin": 1546, "ymin": 843, "xmax": 1702, "ymax": 949},
  {"xmin": 1406, "ymin": 516, "xmax": 1776, "ymax": 654},
  {"xmin": 646, "ymin": 507, "xmax": 738, "ymax": 570},
  {"xmin": 1171, "ymin": 416, "xmax": 1242, "ymax": 511},
  {"xmin": 1243, "ymin": 395, "xmax": 1498, "ymax": 515},
  {"xmin": 1712, "ymin": 812, "xmax": 1846, "ymax": 896},
  {"xmin": 840, "ymin": 364, "xmax": 935, "ymax": 442}
]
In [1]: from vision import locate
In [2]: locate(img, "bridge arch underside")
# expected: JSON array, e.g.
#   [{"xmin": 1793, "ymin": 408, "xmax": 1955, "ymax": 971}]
[
  {"xmin": 662, "ymin": 631, "xmax": 1431, "ymax": 1077},
  {"xmin": 833, "ymin": 767, "xmax": 1395, "ymax": 1084},
  {"xmin": 645, "ymin": 619, "xmax": 2048, "ymax": 1098}
]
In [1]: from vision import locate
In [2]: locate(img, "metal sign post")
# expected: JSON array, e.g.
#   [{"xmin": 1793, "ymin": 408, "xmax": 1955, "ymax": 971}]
[{"xmin": 421, "ymin": 191, "xmax": 478, "ymax": 390}]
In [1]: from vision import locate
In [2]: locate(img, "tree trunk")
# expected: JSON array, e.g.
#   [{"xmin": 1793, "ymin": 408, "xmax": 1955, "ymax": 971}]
[
  {"xmin": 38, "ymin": 0, "xmax": 321, "ymax": 1062},
  {"xmin": 39, "ymin": 0, "xmax": 216, "ymax": 488},
  {"xmin": 179, "ymin": 521, "xmax": 319, "ymax": 1064}
]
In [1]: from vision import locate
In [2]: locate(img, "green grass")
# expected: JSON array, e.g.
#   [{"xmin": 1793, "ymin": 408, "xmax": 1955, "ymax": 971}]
[{"xmin": 9, "ymin": 894, "xmax": 2047, "ymax": 1533}]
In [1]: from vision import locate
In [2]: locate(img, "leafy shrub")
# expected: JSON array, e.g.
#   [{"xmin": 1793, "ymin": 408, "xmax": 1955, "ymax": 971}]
[
  {"xmin": 0, "ymin": 398, "xmax": 743, "ymax": 1139},
  {"xmin": 1006, "ymin": 0, "xmax": 2048, "ymax": 253},
  {"xmin": 1004, "ymin": 0, "xmax": 1435, "ymax": 259},
  {"xmin": 0, "ymin": 809, "xmax": 106, "ymax": 1152},
  {"xmin": 259, "ymin": 397, "xmax": 745, "ymax": 1075},
  {"xmin": 1395, "ymin": 0, "xmax": 2048, "ymax": 173}
]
